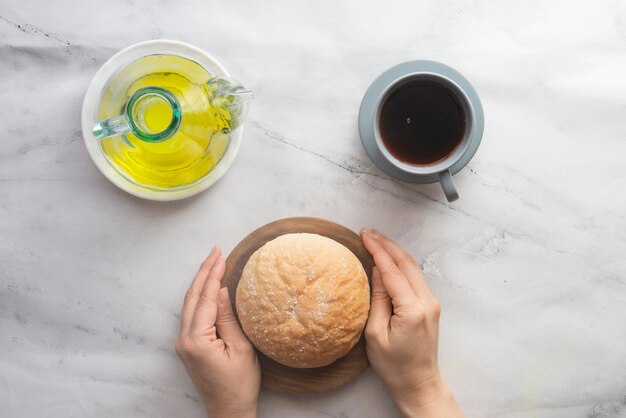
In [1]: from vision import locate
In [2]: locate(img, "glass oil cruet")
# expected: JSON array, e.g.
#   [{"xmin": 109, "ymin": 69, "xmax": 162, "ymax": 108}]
[{"xmin": 92, "ymin": 53, "xmax": 252, "ymax": 190}]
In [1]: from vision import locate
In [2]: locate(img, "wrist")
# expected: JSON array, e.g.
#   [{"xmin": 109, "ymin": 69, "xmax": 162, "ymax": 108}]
[
  {"xmin": 210, "ymin": 412, "xmax": 256, "ymax": 418},
  {"xmin": 391, "ymin": 375, "xmax": 462, "ymax": 418},
  {"xmin": 205, "ymin": 403, "xmax": 257, "ymax": 418}
]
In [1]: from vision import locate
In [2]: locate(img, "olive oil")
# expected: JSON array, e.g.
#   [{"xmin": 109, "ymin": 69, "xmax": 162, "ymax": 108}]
[
  {"xmin": 96, "ymin": 55, "xmax": 232, "ymax": 189},
  {"xmin": 137, "ymin": 96, "xmax": 173, "ymax": 133}
]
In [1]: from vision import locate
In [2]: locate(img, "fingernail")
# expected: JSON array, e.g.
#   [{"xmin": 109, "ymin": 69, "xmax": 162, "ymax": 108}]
[
  {"xmin": 361, "ymin": 228, "xmax": 369, "ymax": 236},
  {"xmin": 209, "ymin": 246, "xmax": 217, "ymax": 257}
]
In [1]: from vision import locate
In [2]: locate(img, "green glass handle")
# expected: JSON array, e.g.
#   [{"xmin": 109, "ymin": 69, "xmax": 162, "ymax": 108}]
[{"xmin": 92, "ymin": 115, "xmax": 131, "ymax": 139}]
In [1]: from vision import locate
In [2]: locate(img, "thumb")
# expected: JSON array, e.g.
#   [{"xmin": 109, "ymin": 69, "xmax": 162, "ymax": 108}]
[
  {"xmin": 216, "ymin": 287, "xmax": 251, "ymax": 348},
  {"xmin": 366, "ymin": 267, "xmax": 392, "ymax": 336}
]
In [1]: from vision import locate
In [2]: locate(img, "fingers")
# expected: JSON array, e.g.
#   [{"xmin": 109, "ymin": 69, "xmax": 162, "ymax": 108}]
[
  {"xmin": 369, "ymin": 230, "xmax": 433, "ymax": 299},
  {"xmin": 189, "ymin": 255, "xmax": 226, "ymax": 338},
  {"xmin": 216, "ymin": 287, "xmax": 251, "ymax": 348},
  {"xmin": 365, "ymin": 267, "xmax": 392, "ymax": 337},
  {"xmin": 180, "ymin": 246, "xmax": 221, "ymax": 337},
  {"xmin": 361, "ymin": 229, "xmax": 415, "ymax": 306}
]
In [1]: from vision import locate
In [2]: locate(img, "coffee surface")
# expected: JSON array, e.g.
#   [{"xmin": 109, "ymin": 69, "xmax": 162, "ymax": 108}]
[{"xmin": 379, "ymin": 79, "xmax": 465, "ymax": 165}]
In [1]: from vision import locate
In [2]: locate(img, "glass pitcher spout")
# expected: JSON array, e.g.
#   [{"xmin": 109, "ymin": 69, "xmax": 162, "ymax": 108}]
[{"xmin": 202, "ymin": 76, "xmax": 253, "ymax": 134}]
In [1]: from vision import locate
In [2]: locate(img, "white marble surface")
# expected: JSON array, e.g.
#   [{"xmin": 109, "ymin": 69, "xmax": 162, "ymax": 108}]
[{"xmin": 1, "ymin": 0, "xmax": 626, "ymax": 417}]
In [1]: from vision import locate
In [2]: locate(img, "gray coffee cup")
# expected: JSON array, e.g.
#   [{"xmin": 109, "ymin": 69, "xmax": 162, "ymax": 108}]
[{"xmin": 358, "ymin": 61, "xmax": 484, "ymax": 202}]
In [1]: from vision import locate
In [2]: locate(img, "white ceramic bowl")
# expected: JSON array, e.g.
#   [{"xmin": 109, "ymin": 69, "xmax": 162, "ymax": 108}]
[{"xmin": 81, "ymin": 39, "xmax": 243, "ymax": 201}]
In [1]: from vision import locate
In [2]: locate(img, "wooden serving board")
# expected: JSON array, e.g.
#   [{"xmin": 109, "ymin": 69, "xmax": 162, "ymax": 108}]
[{"xmin": 222, "ymin": 217, "xmax": 374, "ymax": 394}]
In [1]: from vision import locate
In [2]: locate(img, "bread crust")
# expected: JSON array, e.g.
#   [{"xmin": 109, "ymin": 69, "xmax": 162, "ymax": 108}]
[{"xmin": 236, "ymin": 233, "xmax": 370, "ymax": 368}]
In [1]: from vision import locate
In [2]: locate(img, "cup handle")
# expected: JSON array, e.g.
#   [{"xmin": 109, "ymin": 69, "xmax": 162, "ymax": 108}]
[{"xmin": 438, "ymin": 170, "xmax": 459, "ymax": 202}]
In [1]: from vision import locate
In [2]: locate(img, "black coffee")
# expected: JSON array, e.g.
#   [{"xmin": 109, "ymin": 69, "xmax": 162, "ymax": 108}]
[{"xmin": 379, "ymin": 79, "xmax": 465, "ymax": 165}]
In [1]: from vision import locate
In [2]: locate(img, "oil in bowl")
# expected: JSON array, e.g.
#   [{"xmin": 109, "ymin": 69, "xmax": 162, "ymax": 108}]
[{"xmin": 96, "ymin": 54, "xmax": 232, "ymax": 189}]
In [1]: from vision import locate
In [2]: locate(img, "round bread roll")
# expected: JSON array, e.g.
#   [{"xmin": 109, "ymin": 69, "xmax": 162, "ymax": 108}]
[{"xmin": 235, "ymin": 233, "xmax": 370, "ymax": 368}]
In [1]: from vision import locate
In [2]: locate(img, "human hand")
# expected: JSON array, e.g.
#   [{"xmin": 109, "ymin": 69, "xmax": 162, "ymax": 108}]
[
  {"xmin": 360, "ymin": 229, "xmax": 463, "ymax": 418},
  {"xmin": 176, "ymin": 247, "xmax": 261, "ymax": 418}
]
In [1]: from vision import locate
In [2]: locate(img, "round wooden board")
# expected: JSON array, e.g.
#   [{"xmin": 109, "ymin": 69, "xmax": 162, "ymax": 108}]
[{"xmin": 222, "ymin": 217, "xmax": 374, "ymax": 394}]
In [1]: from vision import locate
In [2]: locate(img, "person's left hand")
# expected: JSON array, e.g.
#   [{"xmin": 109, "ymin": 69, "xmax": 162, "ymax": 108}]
[{"xmin": 176, "ymin": 246, "xmax": 261, "ymax": 418}]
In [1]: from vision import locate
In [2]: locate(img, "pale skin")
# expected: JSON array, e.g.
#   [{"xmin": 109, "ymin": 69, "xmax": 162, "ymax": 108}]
[
  {"xmin": 176, "ymin": 230, "xmax": 463, "ymax": 418},
  {"xmin": 176, "ymin": 247, "xmax": 260, "ymax": 418}
]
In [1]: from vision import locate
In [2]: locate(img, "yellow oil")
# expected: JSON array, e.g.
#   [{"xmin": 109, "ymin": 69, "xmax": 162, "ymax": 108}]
[
  {"xmin": 97, "ymin": 54, "xmax": 231, "ymax": 189},
  {"xmin": 141, "ymin": 98, "xmax": 173, "ymax": 133}
]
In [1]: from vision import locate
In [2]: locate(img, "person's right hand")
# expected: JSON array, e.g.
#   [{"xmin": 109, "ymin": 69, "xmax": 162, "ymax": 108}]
[{"xmin": 360, "ymin": 229, "xmax": 464, "ymax": 418}]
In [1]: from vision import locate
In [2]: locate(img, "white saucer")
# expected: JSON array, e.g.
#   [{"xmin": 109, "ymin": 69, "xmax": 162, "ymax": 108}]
[
  {"xmin": 81, "ymin": 39, "xmax": 244, "ymax": 201},
  {"xmin": 358, "ymin": 60, "xmax": 484, "ymax": 184}
]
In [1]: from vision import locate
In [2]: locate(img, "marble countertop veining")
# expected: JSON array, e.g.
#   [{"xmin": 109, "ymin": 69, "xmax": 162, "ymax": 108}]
[{"xmin": 1, "ymin": 0, "xmax": 626, "ymax": 417}]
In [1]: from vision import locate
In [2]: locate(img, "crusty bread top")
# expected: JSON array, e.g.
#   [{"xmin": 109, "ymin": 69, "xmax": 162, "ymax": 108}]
[{"xmin": 236, "ymin": 233, "xmax": 370, "ymax": 368}]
